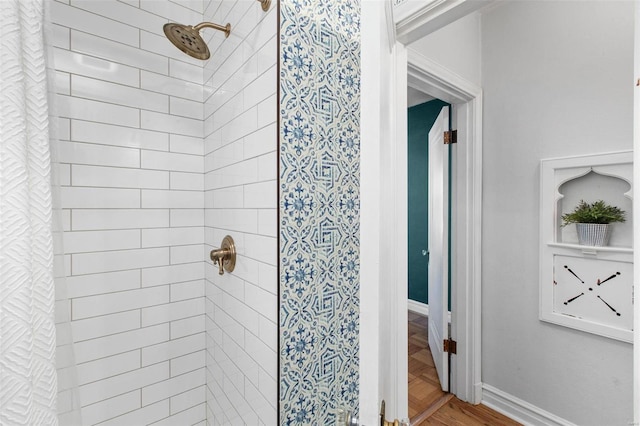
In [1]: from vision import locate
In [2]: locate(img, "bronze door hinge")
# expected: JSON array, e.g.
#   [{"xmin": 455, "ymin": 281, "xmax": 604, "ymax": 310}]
[
  {"xmin": 444, "ymin": 130, "xmax": 458, "ymax": 145},
  {"xmin": 443, "ymin": 338, "xmax": 457, "ymax": 354},
  {"xmin": 444, "ymin": 130, "xmax": 457, "ymax": 144}
]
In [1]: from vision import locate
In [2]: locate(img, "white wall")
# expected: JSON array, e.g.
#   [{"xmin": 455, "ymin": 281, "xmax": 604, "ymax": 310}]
[
  {"xmin": 202, "ymin": 1, "xmax": 277, "ymax": 424},
  {"xmin": 408, "ymin": 11, "xmax": 481, "ymax": 87},
  {"xmin": 51, "ymin": 1, "xmax": 208, "ymax": 424},
  {"xmin": 481, "ymin": 2, "xmax": 633, "ymax": 425}
]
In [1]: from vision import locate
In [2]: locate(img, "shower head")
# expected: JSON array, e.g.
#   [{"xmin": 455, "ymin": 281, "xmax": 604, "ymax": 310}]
[
  {"xmin": 163, "ymin": 21, "xmax": 231, "ymax": 60},
  {"xmin": 163, "ymin": 1, "xmax": 269, "ymax": 60}
]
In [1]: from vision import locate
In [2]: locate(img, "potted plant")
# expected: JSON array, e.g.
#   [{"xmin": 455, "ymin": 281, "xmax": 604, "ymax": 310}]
[{"xmin": 561, "ymin": 200, "xmax": 626, "ymax": 246}]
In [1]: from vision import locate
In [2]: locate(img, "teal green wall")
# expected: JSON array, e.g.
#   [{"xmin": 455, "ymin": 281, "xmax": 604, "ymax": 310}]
[{"xmin": 407, "ymin": 99, "xmax": 449, "ymax": 304}]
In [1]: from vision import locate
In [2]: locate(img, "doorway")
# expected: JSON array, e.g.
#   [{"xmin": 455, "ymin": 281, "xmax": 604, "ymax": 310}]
[
  {"xmin": 358, "ymin": 3, "xmax": 484, "ymax": 422},
  {"xmin": 389, "ymin": 45, "xmax": 484, "ymax": 419},
  {"xmin": 406, "ymin": 97, "xmax": 451, "ymax": 421},
  {"xmin": 407, "ymin": 98, "xmax": 450, "ymax": 315}
]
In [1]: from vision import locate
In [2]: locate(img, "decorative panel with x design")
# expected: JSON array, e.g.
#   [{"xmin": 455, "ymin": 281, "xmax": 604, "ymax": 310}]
[{"xmin": 553, "ymin": 255, "xmax": 633, "ymax": 332}]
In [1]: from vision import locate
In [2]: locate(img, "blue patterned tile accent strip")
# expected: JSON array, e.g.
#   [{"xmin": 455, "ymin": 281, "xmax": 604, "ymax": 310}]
[{"xmin": 279, "ymin": 0, "xmax": 361, "ymax": 424}]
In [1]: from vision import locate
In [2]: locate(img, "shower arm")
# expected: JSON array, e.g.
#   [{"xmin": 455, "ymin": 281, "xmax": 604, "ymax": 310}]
[
  {"xmin": 193, "ymin": 22, "xmax": 231, "ymax": 38},
  {"xmin": 191, "ymin": 0, "xmax": 269, "ymax": 37}
]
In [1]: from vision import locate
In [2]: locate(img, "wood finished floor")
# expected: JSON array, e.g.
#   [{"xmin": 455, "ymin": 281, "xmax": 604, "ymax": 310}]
[
  {"xmin": 408, "ymin": 311, "xmax": 446, "ymax": 418},
  {"xmin": 408, "ymin": 311, "xmax": 521, "ymax": 426}
]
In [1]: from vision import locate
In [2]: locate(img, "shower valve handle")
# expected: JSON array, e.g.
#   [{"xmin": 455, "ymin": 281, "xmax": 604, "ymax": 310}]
[
  {"xmin": 210, "ymin": 248, "xmax": 229, "ymax": 274},
  {"xmin": 210, "ymin": 235, "xmax": 236, "ymax": 275}
]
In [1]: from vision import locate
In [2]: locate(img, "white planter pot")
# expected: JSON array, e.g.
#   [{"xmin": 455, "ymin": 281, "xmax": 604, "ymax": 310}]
[{"xmin": 575, "ymin": 223, "xmax": 611, "ymax": 247}]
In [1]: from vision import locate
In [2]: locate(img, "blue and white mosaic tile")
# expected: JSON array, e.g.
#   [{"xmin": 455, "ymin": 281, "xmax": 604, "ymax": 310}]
[{"xmin": 279, "ymin": 0, "xmax": 361, "ymax": 424}]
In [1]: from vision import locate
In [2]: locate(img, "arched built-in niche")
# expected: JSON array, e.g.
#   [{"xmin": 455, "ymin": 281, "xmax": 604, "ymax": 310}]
[
  {"xmin": 558, "ymin": 171, "xmax": 632, "ymax": 247},
  {"xmin": 540, "ymin": 151, "xmax": 633, "ymax": 342}
]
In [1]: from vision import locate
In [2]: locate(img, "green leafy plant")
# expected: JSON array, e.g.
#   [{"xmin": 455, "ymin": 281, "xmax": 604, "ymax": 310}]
[{"xmin": 561, "ymin": 200, "xmax": 626, "ymax": 226}]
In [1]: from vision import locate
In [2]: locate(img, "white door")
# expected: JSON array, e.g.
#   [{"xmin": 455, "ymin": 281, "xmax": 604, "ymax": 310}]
[{"xmin": 428, "ymin": 106, "xmax": 450, "ymax": 392}]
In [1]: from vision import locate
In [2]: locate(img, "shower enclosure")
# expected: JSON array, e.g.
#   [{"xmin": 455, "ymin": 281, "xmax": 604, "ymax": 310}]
[{"xmin": 49, "ymin": 0, "xmax": 278, "ymax": 423}]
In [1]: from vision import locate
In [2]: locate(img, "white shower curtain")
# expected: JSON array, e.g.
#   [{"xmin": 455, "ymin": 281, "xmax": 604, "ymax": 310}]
[{"xmin": 0, "ymin": 0, "xmax": 58, "ymax": 424}]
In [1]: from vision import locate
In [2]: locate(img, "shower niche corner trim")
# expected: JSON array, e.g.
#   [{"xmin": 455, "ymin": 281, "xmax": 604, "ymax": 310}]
[{"xmin": 539, "ymin": 150, "xmax": 633, "ymax": 343}]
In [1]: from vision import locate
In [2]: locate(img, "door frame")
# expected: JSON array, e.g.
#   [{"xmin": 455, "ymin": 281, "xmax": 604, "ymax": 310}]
[
  {"xmin": 359, "ymin": 2, "xmax": 484, "ymax": 421},
  {"xmin": 392, "ymin": 47, "xmax": 484, "ymax": 411}
]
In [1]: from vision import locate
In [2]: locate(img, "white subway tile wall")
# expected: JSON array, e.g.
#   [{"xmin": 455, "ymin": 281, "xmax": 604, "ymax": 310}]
[
  {"xmin": 52, "ymin": 0, "xmax": 277, "ymax": 423},
  {"xmin": 51, "ymin": 0, "xmax": 209, "ymax": 424},
  {"xmin": 203, "ymin": 1, "xmax": 277, "ymax": 424}
]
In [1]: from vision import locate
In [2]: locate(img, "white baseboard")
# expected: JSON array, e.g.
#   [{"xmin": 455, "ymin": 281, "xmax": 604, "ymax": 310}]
[
  {"xmin": 481, "ymin": 384, "xmax": 577, "ymax": 426},
  {"xmin": 407, "ymin": 300, "xmax": 451, "ymax": 323},
  {"xmin": 407, "ymin": 299, "xmax": 429, "ymax": 316}
]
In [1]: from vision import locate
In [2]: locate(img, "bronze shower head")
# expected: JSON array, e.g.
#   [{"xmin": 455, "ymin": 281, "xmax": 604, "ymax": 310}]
[
  {"xmin": 163, "ymin": 21, "xmax": 230, "ymax": 60},
  {"xmin": 163, "ymin": 1, "xmax": 270, "ymax": 60}
]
